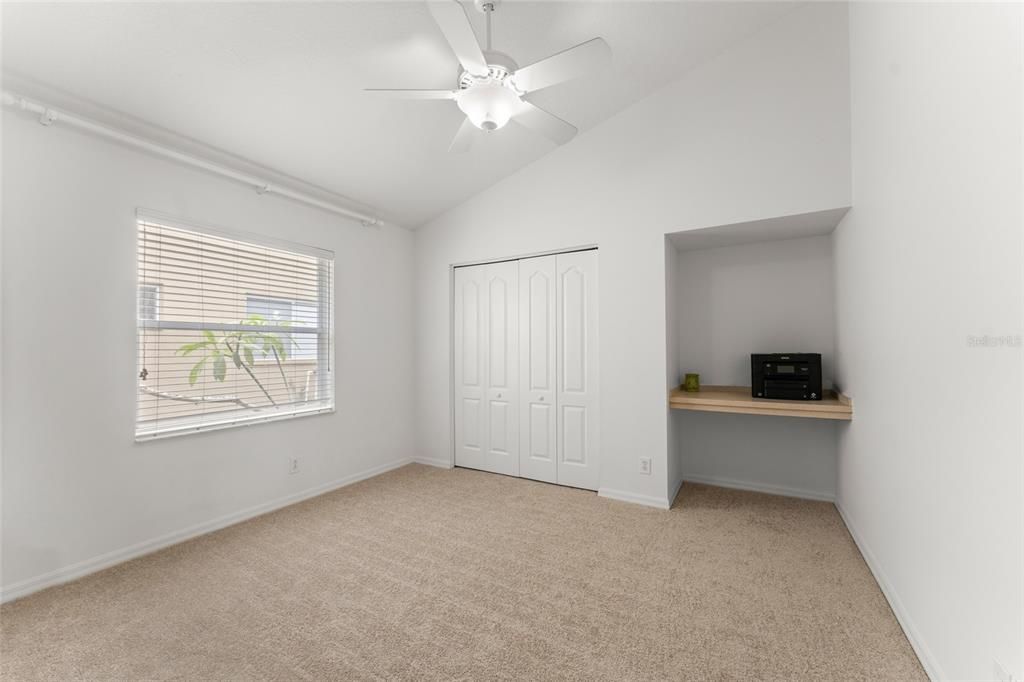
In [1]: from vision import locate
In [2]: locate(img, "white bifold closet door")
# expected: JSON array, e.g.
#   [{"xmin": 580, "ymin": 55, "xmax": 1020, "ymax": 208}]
[
  {"xmin": 552, "ymin": 250, "xmax": 599, "ymax": 490},
  {"xmin": 455, "ymin": 250, "xmax": 598, "ymax": 490},
  {"xmin": 518, "ymin": 255, "xmax": 557, "ymax": 484},
  {"xmin": 453, "ymin": 261, "xmax": 519, "ymax": 477}
]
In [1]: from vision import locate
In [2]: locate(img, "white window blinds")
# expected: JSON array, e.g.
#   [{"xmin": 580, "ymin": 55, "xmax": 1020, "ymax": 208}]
[{"xmin": 136, "ymin": 212, "xmax": 334, "ymax": 440}]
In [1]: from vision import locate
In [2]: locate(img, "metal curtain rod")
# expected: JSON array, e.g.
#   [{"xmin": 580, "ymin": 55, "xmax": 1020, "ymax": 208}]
[{"xmin": 2, "ymin": 90, "xmax": 382, "ymax": 228}]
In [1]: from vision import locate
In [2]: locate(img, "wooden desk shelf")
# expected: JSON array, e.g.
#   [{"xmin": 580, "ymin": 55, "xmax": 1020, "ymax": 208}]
[{"xmin": 669, "ymin": 386, "xmax": 853, "ymax": 421}]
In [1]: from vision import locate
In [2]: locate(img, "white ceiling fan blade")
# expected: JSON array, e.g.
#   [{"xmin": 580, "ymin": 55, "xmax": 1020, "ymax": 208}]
[
  {"xmin": 427, "ymin": 0, "xmax": 489, "ymax": 78},
  {"xmin": 448, "ymin": 117, "xmax": 477, "ymax": 153},
  {"xmin": 512, "ymin": 101, "xmax": 577, "ymax": 145},
  {"xmin": 364, "ymin": 89, "xmax": 456, "ymax": 100},
  {"xmin": 511, "ymin": 38, "xmax": 611, "ymax": 94}
]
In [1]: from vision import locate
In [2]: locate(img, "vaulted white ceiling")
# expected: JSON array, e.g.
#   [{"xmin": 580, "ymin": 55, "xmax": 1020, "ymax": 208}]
[{"xmin": 2, "ymin": 2, "xmax": 796, "ymax": 227}]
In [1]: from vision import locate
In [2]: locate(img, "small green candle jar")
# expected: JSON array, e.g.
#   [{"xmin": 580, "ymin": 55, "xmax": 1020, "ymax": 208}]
[{"xmin": 684, "ymin": 373, "xmax": 700, "ymax": 392}]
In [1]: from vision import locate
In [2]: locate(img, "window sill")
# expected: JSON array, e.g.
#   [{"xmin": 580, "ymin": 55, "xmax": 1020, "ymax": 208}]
[{"xmin": 135, "ymin": 403, "xmax": 335, "ymax": 442}]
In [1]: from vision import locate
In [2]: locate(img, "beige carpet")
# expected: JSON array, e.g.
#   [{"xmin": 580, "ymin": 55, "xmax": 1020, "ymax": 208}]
[{"xmin": 1, "ymin": 464, "xmax": 923, "ymax": 680}]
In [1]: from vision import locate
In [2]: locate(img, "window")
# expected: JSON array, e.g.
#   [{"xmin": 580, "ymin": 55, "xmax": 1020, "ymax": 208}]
[{"xmin": 135, "ymin": 212, "xmax": 334, "ymax": 440}]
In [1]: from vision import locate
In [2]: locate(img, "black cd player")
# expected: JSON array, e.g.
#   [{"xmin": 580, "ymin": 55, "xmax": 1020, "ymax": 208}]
[{"xmin": 751, "ymin": 353, "xmax": 822, "ymax": 401}]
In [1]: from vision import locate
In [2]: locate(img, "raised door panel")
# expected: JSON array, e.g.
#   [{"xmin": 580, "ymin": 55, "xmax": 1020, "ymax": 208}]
[
  {"xmin": 561, "ymin": 405, "xmax": 587, "ymax": 465},
  {"xmin": 453, "ymin": 266, "xmax": 486, "ymax": 471},
  {"xmin": 556, "ymin": 250, "xmax": 599, "ymax": 491},
  {"xmin": 518, "ymin": 256, "xmax": 556, "ymax": 483},
  {"xmin": 483, "ymin": 261, "xmax": 518, "ymax": 476},
  {"xmin": 561, "ymin": 266, "xmax": 587, "ymax": 393}
]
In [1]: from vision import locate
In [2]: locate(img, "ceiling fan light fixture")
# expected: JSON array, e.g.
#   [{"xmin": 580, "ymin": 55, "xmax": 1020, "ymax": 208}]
[
  {"xmin": 456, "ymin": 83, "xmax": 520, "ymax": 131},
  {"xmin": 368, "ymin": 0, "xmax": 607, "ymax": 150}
]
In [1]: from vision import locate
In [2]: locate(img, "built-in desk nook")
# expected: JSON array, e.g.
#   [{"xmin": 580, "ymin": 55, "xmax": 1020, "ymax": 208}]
[{"xmin": 665, "ymin": 208, "xmax": 852, "ymax": 502}]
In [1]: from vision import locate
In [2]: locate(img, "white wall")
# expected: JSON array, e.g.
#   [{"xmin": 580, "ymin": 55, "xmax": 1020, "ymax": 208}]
[
  {"xmin": 664, "ymin": 240, "xmax": 683, "ymax": 504},
  {"xmin": 673, "ymin": 411, "xmax": 837, "ymax": 500},
  {"xmin": 672, "ymin": 234, "xmax": 838, "ymax": 500},
  {"xmin": 1, "ymin": 112, "xmax": 417, "ymax": 599},
  {"xmin": 676, "ymin": 235, "xmax": 835, "ymax": 387},
  {"xmin": 414, "ymin": 3, "xmax": 852, "ymax": 508},
  {"xmin": 834, "ymin": 3, "xmax": 1023, "ymax": 680}
]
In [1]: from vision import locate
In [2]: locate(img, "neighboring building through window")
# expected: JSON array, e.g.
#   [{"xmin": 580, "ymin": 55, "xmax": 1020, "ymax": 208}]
[
  {"xmin": 245, "ymin": 296, "xmax": 318, "ymax": 361},
  {"xmin": 138, "ymin": 284, "xmax": 160, "ymax": 321},
  {"xmin": 135, "ymin": 213, "xmax": 334, "ymax": 440}
]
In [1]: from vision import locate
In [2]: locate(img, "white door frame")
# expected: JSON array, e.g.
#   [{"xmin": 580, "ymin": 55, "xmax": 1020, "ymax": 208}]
[{"xmin": 448, "ymin": 245, "xmax": 599, "ymax": 470}]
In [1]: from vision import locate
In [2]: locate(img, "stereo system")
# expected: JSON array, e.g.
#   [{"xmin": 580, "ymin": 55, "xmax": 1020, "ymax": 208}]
[{"xmin": 751, "ymin": 353, "xmax": 822, "ymax": 401}]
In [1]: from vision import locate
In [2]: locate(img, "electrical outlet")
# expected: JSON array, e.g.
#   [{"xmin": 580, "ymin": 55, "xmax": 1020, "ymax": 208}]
[
  {"xmin": 639, "ymin": 457, "xmax": 652, "ymax": 475},
  {"xmin": 288, "ymin": 457, "xmax": 300, "ymax": 475}
]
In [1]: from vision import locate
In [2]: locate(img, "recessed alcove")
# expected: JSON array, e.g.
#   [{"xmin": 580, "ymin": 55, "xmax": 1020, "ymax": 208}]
[{"xmin": 665, "ymin": 208, "xmax": 850, "ymax": 502}]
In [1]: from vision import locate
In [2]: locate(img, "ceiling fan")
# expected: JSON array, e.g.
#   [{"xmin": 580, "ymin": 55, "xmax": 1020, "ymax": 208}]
[{"xmin": 366, "ymin": 0, "xmax": 611, "ymax": 152}]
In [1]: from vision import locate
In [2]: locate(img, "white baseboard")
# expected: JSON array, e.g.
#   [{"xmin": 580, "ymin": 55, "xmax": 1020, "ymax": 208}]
[
  {"xmin": 0, "ymin": 457, "xmax": 415, "ymax": 604},
  {"xmin": 598, "ymin": 487, "xmax": 671, "ymax": 510},
  {"xmin": 835, "ymin": 501, "xmax": 941, "ymax": 681},
  {"xmin": 680, "ymin": 473, "xmax": 835, "ymax": 502},
  {"xmin": 410, "ymin": 456, "xmax": 453, "ymax": 469},
  {"xmin": 668, "ymin": 475, "xmax": 685, "ymax": 508}
]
